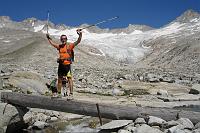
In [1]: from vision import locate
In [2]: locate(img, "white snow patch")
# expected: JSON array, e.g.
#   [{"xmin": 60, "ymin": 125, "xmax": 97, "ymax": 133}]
[
  {"xmin": 33, "ymin": 20, "xmax": 194, "ymax": 63},
  {"xmin": 34, "ymin": 25, "xmax": 45, "ymax": 32},
  {"xmin": 190, "ymin": 18, "xmax": 199, "ymax": 23}
]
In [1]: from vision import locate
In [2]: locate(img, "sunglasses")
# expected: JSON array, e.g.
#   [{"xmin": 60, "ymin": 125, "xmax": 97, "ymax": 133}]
[{"xmin": 61, "ymin": 38, "xmax": 67, "ymax": 40}]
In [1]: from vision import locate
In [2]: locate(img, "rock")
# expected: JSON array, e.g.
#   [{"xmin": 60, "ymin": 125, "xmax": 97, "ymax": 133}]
[
  {"xmin": 112, "ymin": 88, "xmax": 124, "ymax": 96},
  {"xmin": 193, "ymin": 128, "xmax": 200, "ymax": 133},
  {"xmin": 168, "ymin": 125, "xmax": 185, "ymax": 133},
  {"xmin": 124, "ymin": 123, "xmax": 136, "ymax": 132},
  {"xmin": 124, "ymin": 74, "xmax": 132, "ymax": 80},
  {"xmin": 0, "ymin": 102, "xmax": 28, "ymax": 133},
  {"xmin": 162, "ymin": 77, "xmax": 175, "ymax": 83},
  {"xmin": 145, "ymin": 74, "xmax": 160, "ymax": 83},
  {"xmin": 118, "ymin": 129, "xmax": 131, "ymax": 133},
  {"xmin": 148, "ymin": 116, "xmax": 166, "ymax": 126},
  {"xmin": 23, "ymin": 111, "xmax": 34, "ymax": 124},
  {"xmin": 52, "ymin": 111, "xmax": 60, "ymax": 118},
  {"xmin": 183, "ymin": 129, "xmax": 193, "ymax": 133},
  {"xmin": 33, "ymin": 121, "xmax": 49, "ymax": 129},
  {"xmin": 35, "ymin": 113, "xmax": 50, "ymax": 122},
  {"xmin": 177, "ymin": 118, "xmax": 194, "ymax": 129},
  {"xmin": 167, "ymin": 120, "xmax": 180, "ymax": 128},
  {"xmin": 99, "ymin": 120, "xmax": 133, "ymax": 130},
  {"xmin": 135, "ymin": 118, "xmax": 146, "ymax": 124},
  {"xmin": 0, "ymin": 67, "xmax": 12, "ymax": 73},
  {"xmin": 125, "ymin": 127, "xmax": 136, "ymax": 132},
  {"xmin": 174, "ymin": 128, "xmax": 186, "ymax": 133},
  {"xmin": 50, "ymin": 117, "xmax": 58, "ymax": 122},
  {"xmin": 189, "ymin": 84, "xmax": 200, "ymax": 94},
  {"xmin": 194, "ymin": 122, "xmax": 200, "ymax": 129},
  {"xmin": 157, "ymin": 89, "xmax": 168, "ymax": 97},
  {"xmin": 0, "ymin": 127, "xmax": 4, "ymax": 133},
  {"xmin": 8, "ymin": 71, "xmax": 48, "ymax": 95},
  {"xmin": 0, "ymin": 103, "xmax": 19, "ymax": 128},
  {"xmin": 135, "ymin": 124, "xmax": 163, "ymax": 133}
]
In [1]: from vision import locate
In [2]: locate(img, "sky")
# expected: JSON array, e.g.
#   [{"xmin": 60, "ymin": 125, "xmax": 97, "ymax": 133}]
[{"xmin": 0, "ymin": 0, "xmax": 200, "ymax": 29}]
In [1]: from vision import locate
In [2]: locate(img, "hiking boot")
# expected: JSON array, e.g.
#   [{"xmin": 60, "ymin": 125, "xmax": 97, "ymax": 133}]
[
  {"xmin": 57, "ymin": 93, "xmax": 62, "ymax": 98},
  {"xmin": 51, "ymin": 93, "xmax": 62, "ymax": 98}
]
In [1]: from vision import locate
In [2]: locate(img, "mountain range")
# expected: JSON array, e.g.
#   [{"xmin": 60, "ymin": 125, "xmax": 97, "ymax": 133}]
[{"xmin": 0, "ymin": 9, "xmax": 200, "ymax": 77}]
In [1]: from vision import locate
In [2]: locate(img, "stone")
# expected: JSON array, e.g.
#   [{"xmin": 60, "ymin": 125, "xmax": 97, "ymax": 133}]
[
  {"xmin": 118, "ymin": 129, "xmax": 131, "ymax": 133},
  {"xmin": 146, "ymin": 74, "xmax": 160, "ymax": 83},
  {"xmin": 23, "ymin": 111, "xmax": 34, "ymax": 124},
  {"xmin": 189, "ymin": 84, "xmax": 200, "ymax": 94},
  {"xmin": 134, "ymin": 124, "xmax": 163, "ymax": 133},
  {"xmin": 124, "ymin": 123, "xmax": 136, "ymax": 132},
  {"xmin": 33, "ymin": 121, "xmax": 48, "ymax": 129},
  {"xmin": 157, "ymin": 89, "xmax": 168, "ymax": 97},
  {"xmin": 148, "ymin": 116, "xmax": 166, "ymax": 126},
  {"xmin": 99, "ymin": 120, "xmax": 133, "ymax": 130},
  {"xmin": 35, "ymin": 113, "xmax": 50, "ymax": 122},
  {"xmin": 167, "ymin": 120, "xmax": 180, "ymax": 128},
  {"xmin": 0, "ymin": 127, "xmax": 4, "ymax": 133},
  {"xmin": 162, "ymin": 78, "xmax": 175, "ymax": 83},
  {"xmin": 193, "ymin": 128, "xmax": 200, "ymax": 133},
  {"xmin": 135, "ymin": 118, "xmax": 146, "ymax": 124},
  {"xmin": 168, "ymin": 125, "xmax": 185, "ymax": 133},
  {"xmin": 194, "ymin": 122, "xmax": 200, "ymax": 129},
  {"xmin": 0, "ymin": 103, "xmax": 19, "ymax": 128},
  {"xmin": 7, "ymin": 71, "xmax": 48, "ymax": 95},
  {"xmin": 177, "ymin": 118, "xmax": 194, "ymax": 129},
  {"xmin": 50, "ymin": 117, "xmax": 58, "ymax": 122},
  {"xmin": 183, "ymin": 129, "xmax": 192, "ymax": 133},
  {"xmin": 174, "ymin": 128, "xmax": 186, "ymax": 133}
]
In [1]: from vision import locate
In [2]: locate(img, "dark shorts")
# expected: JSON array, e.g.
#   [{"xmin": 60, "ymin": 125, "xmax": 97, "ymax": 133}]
[{"xmin": 58, "ymin": 64, "xmax": 70, "ymax": 77}]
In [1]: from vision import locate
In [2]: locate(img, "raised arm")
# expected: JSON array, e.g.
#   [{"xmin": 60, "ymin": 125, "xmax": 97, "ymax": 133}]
[
  {"xmin": 74, "ymin": 29, "xmax": 82, "ymax": 46},
  {"xmin": 46, "ymin": 34, "xmax": 59, "ymax": 49}
]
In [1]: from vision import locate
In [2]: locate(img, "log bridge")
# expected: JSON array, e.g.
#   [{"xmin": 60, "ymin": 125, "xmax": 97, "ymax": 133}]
[{"xmin": 1, "ymin": 92, "xmax": 200, "ymax": 124}]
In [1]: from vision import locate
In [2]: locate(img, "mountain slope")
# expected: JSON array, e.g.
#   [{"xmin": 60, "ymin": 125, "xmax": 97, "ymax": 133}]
[{"xmin": 1, "ymin": 9, "xmax": 200, "ymax": 76}]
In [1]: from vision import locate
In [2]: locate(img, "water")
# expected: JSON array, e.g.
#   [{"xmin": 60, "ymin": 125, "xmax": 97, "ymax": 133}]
[
  {"xmin": 173, "ymin": 105, "xmax": 200, "ymax": 112},
  {"xmin": 61, "ymin": 123, "xmax": 99, "ymax": 133},
  {"xmin": 43, "ymin": 117, "xmax": 110, "ymax": 133}
]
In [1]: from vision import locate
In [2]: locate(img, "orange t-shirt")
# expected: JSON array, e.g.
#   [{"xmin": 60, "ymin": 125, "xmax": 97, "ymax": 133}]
[{"xmin": 58, "ymin": 43, "xmax": 74, "ymax": 65}]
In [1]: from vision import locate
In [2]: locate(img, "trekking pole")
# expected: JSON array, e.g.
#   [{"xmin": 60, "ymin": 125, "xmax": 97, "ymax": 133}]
[
  {"xmin": 80, "ymin": 16, "xmax": 119, "ymax": 30},
  {"xmin": 46, "ymin": 10, "xmax": 50, "ymax": 34}
]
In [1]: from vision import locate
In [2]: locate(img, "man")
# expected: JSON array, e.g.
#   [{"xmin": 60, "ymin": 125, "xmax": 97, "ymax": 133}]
[{"xmin": 46, "ymin": 29, "xmax": 82, "ymax": 98}]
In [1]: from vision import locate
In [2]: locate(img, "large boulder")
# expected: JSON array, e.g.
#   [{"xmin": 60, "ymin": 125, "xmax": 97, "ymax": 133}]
[
  {"xmin": 177, "ymin": 118, "xmax": 194, "ymax": 129},
  {"xmin": 135, "ymin": 124, "xmax": 163, "ymax": 133},
  {"xmin": 148, "ymin": 116, "xmax": 166, "ymax": 126},
  {"xmin": 7, "ymin": 71, "xmax": 48, "ymax": 95},
  {"xmin": 0, "ymin": 101, "xmax": 28, "ymax": 133},
  {"xmin": 189, "ymin": 84, "xmax": 200, "ymax": 94}
]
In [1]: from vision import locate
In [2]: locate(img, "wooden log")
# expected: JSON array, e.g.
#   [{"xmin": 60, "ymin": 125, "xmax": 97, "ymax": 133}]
[{"xmin": 1, "ymin": 92, "xmax": 200, "ymax": 124}]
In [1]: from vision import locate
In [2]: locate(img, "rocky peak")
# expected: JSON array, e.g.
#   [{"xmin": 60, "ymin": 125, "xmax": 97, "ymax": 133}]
[
  {"xmin": 0, "ymin": 16, "xmax": 12, "ymax": 22},
  {"xmin": 110, "ymin": 24, "xmax": 154, "ymax": 34},
  {"xmin": 175, "ymin": 9, "xmax": 200, "ymax": 23}
]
